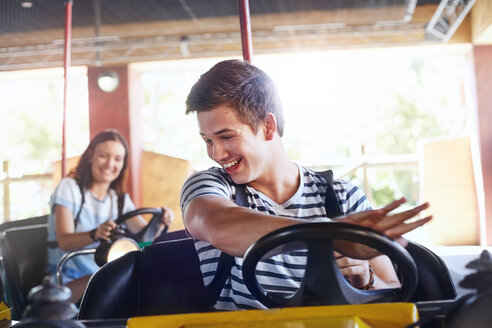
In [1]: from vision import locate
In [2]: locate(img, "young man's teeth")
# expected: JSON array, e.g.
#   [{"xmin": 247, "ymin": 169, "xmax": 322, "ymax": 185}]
[{"xmin": 224, "ymin": 160, "xmax": 238, "ymax": 169}]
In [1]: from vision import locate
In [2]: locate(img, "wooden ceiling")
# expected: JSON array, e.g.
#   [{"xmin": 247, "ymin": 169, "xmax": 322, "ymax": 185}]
[{"xmin": 0, "ymin": 0, "xmax": 478, "ymax": 71}]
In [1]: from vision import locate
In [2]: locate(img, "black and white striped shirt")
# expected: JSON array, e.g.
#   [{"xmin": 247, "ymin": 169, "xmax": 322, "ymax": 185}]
[{"xmin": 180, "ymin": 165, "xmax": 370, "ymax": 310}]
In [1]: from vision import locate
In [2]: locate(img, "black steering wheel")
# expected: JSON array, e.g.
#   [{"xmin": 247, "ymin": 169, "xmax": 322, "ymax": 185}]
[
  {"xmin": 114, "ymin": 207, "xmax": 167, "ymax": 243},
  {"xmin": 242, "ymin": 222, "xmax": 418, "ymax": 308}
]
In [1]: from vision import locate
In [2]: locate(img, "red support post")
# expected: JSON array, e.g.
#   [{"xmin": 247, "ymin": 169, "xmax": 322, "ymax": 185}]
[
  {"xmin": 238, "ymin": 0, "xmax": 253, "ymax": 62},
  {"xmin": 62, "ymin": 0, "xmax": 73, "ymax": 178},
  {"xmin": 87, "ymin": 66, "xmax": 143, "ymax": 207},
  {"xmin": 473, "ymin": 46, "xmax": 492, "ymax": 245}
]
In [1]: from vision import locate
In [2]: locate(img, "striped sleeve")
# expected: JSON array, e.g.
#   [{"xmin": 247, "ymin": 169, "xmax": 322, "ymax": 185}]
[
  {"xmin": 333, "ymin": 179, "xmax": 371, "ymax": 215},
  {"xmin": 180, "ymin": 168, "xmax": 232, "ymax": 214}
]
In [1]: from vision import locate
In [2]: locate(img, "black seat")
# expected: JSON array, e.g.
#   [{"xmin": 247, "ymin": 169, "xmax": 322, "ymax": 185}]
[
  {"xmin": 78, "ymin": 234, "xmax": 206, "ymax": 320},
  {"xmin": 406, "ymin": 241, "xmax": 457, "ymax": 302},
  {"xmin": 153, "ymin": 228, "xmax": 189, "ymax": 243},
  {"xmin": 404, "ymin": 241, "xmax": 457, "ymax": 328},
  {"xmin": 0, "ymin": 215, "xmax": 49, "ymax": 319},
  {"xmin": 0, "ymin": 215, "xmax": 48, "ymax": 232},
  {"xmin": 78, "ymin": 233, "xmax": 457, "ymax": 320}
]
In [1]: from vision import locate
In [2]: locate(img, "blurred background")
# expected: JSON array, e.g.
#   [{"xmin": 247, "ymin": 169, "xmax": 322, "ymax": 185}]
[{"xmin": 1, "ymin": 0, "xmax": 491, "ymax": 249}]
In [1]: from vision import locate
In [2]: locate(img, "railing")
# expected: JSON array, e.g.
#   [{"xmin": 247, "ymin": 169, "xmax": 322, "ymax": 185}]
[
  {"xmin": 1, "ymin": 160, "xmax": 52, "ymax": 221},
  {"xmin": 309, "ymin": 153, "xmax": 419, "ymax": 205},
  {"xmin": 1, "ymin": 154, "xmax": 419, "ymax": 221}
]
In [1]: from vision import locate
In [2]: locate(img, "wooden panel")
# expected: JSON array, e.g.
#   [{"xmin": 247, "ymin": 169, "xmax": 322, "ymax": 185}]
[
  {"xmin": 52, "ymin": 156, "xmax": 80, "ymax": 186},
  {"xmin": 419, "ymin": 136, "xmax": 479, "ymax": 245},
  {"xmin": 471, "ymin": 0, "xmax": 492, "ymax": 44},
  {"xmin": 141, "ymin": 151, "xmax": 192, "ymax": 232},
  {"xmin": 450, "ymin": 14, "xmax": 472, "ymax": 44}
]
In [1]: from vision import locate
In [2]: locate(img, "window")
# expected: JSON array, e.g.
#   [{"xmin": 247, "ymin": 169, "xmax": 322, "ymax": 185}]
[{"xmin": 0, "ymin": 67, "xmax": 89, "ymax": 220}]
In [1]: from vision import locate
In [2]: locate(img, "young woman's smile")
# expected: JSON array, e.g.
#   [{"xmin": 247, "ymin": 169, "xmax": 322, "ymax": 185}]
[{"xmin": 90, "ymin": 140, "xmax": 126, "ymax": 185}]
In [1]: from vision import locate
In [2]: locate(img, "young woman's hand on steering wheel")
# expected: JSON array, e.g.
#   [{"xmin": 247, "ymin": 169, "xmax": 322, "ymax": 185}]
[
  {"xmin": 161, "ymin": 206, "xmax": 175, "ymax": 226},
  {"xmin": 94, "ymin": 219, "xmax": 117, "ymax": 241}
]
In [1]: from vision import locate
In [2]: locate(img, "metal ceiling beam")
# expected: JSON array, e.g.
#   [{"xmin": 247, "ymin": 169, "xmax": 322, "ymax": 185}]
[
  {"xmin": 426, "ymin": 0, "xmax": 477, "ymax": 41},
  {"xmin": 0, "ymin": 23, "xmax": 432, "ymax": 71}
]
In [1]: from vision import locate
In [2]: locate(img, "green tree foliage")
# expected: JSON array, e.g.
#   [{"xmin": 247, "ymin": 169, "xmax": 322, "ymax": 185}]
[{"xmin": 364, "ymin": 59, "xmax": 466, "ymax": 207}]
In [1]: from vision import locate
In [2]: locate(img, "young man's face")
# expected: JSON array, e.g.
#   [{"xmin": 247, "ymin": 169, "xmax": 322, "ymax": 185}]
[{"xmin": 197, "ymin": 106, "xmax": 269, "ymax": 185}]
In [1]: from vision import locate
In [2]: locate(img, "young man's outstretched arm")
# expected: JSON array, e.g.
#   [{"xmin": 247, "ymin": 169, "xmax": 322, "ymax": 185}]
[{"xmin": 184, "ymin": 195, "xmax": 431, "ymax": 258}]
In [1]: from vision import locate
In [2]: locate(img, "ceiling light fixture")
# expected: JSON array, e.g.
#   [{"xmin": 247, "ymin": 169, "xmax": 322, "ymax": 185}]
[
  {"xmin": 96, "ymin": 71, "xmax": 120, "ymax": 93},
  {"xmin": 20, "ymin": 1, "xmax": 33, "ymax": 8}
]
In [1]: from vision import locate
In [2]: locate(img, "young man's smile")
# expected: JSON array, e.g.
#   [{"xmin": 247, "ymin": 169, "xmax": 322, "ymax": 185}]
[
  {"xmin": 222, "ymin": 158, "xmax": 242, "ymax": 174},
  {"xmin": 197, "ymin": 105, "xmax": 268, "ymax": 185}
]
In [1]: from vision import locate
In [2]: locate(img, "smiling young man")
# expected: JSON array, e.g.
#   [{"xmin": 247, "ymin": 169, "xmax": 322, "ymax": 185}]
[{"xmin": 180, "ymin": 59, "xmax": 431, "ymax": 310}]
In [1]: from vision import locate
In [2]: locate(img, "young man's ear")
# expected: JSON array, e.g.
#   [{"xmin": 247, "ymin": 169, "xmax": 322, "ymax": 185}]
[{"xmin": 264, "ymin": 113, "xmax": 277, "ymax": 141}]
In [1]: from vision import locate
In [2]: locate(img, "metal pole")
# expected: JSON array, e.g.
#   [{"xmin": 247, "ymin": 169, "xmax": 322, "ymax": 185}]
[
  {"xmin": 3, "ymin": 161, "xmax": 10, "ymax": 222},
  {"xmin": 62, "ymin": 0, "xmax": 73, "ymax": 178},
  {"xmin": 56, "ymin": 248, "xmax": 96, "ymax": 285},
  {"xmin": 238, "ymin": 0, "xmax": 253, "ymax": 62}
]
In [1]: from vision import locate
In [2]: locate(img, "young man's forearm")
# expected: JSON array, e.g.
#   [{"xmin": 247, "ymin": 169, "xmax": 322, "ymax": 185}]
[
  {"xmin": 184, "ymin": 196, "xmax": 305, "ymax": 257},
  {"xmin": 186, "ymin": 197, "xmax": 381, "ymax": 258},
  {"xmin": 185, "ymin": 196, "xmax": 430, "ymax": 259}
]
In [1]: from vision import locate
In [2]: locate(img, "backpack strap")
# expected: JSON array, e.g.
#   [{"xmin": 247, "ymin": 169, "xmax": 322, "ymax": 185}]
[
  {"xmin": 117, "ymin": 193, "xmax": 125, "ymax": 218},
  {"xmin": 75, "ymin": 186, "xmax": 126, "ymax": 231},
  {"xmin": 234, "ymin": 183, "xmax": 249, "ymax": 207},
  {"xmin": 48, "ymin": 181, "xmax": 86, "ymax": 249},
  {"xmin": 316, "ymin": 169, "xmax": 343, "ymax": 218},
  {"xmin": 200, "ymin": 251, "xmax": 236, "ymax": 309},
  {"xmin": 74, "ymin": 182, "xmax": 85, "ymax": 229},
  {"xmin": 200, "ymin": 183, "xmax": 248, "ymax": 309}
]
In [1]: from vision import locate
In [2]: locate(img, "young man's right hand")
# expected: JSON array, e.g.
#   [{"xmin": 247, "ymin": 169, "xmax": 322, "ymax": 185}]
[{"xmin": 342, "ymin": 198, "xmax": 431, "ymax": 243}]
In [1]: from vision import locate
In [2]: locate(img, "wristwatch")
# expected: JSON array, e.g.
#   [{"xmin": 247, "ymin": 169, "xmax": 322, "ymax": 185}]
[
  {"xmin": 89, "ymin": 228, "xmax": 97, "ymax": 242},
  {"xmin": 362, "ymin": 264, "xmax": 375, "ymax": 290}
]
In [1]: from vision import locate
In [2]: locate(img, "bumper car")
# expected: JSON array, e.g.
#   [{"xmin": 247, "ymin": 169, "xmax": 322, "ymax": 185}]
[
  {"xmin": 4, "ymin": 220, "xmax": 492, "ymax": 328},
  {"xmin": 0, "ymin": 208, "xmax": 164, "ymax": 322}
]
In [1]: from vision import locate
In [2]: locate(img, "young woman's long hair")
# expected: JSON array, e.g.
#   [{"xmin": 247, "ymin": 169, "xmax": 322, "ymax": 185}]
[{"xmin": 68, "ymin": 129, "xmax": 129, "ymax": 197}]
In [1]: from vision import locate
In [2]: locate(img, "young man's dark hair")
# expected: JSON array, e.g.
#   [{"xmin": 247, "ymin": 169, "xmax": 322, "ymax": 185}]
[{"xmin": 186, "ymin": 59, "xmax": 285, "ymax": 137}]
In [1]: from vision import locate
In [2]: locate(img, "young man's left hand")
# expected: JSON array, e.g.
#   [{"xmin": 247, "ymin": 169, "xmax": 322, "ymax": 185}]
[{"xmin": 334, "ymin": 251, "xmax": 371, "ymax": 288}]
